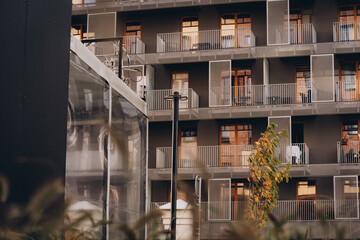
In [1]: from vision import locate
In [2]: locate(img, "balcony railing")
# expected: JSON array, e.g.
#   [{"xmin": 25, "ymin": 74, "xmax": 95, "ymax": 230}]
[
  {"xmin": 337, "ymin": 141, "xmax": 360, "ymax": 164},
  {"xmin": 150, "ymin": 200, "xmax": 347, "ymax": 221},
  {"xmin": 145, "ymin": 88, "xmax": 199, "ymax": 110},
  {"xmin": 336, "ymin": 80, "xmax": 360, "ymax": 102},
  {"xmin": 333, "ymin": 21, "xmax": 360, "ymax": 42},
  {"xmin": 155, "ymin": 143, "xmax": 308, "ymax": 168},
  {"xmin": 157, "ymin": 28, "xmax": 255, "ymax": 53},
  {"xmin": 275, "ymin": 24, "xmax": 317, "ymax": 44},
  {"xmin": 289, "ymin": 24, "xmax": 317, "ymax": 44},
  {"xmin": 211, "ymin": 82, "xmax": 311, "ymax": 107},
  {"xmin": 86, "ymin": 35, "xmax": 145, "ymax": 56}
]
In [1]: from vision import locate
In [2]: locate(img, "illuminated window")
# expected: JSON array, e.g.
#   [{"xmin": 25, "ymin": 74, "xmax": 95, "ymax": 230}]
[
  {"xmin": 297, "ymin": 181, "xmax": 316, "ymax": 200},
  {"xmin": 125, "ymin": 21, "xmax": 141, "ymax": 38},
  {"xmin": 232, "ymin": 68, "xmax": 252, "ymax": 106},
  {"xmin": 71, "ymin": 24, "xmax": 87, "ymax": 40}
]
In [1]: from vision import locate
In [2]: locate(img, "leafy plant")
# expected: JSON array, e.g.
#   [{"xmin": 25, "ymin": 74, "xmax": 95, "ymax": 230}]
[{"xmin": 247, "ymin": 122, "xmax": 291, "ymax": 227}]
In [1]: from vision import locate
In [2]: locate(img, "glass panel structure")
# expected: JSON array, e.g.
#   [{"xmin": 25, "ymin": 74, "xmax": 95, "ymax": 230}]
[
  {"xmin": 311, "ymin": 54, "xmax": 335, "ymax": 102},
  {"xmin": 268, "ymin": 116, "xmax": 291, "ymax": 164},
  {"xmin": 66, "ymin": 51, "xmax": 147, "ymax": 239},
  {"xmin": 208, "ymin": 179, "xmax": 231, "ymax": 220},
  {"xmin": 334, "ymin": 176, "xmax": 359, "ymax": 219},
  {"xmin": 209, "ymin": 60, "xmax": 231, "ymax": 107},
  {"xmin": 267, "ymin": 0, "xmax": 289, "ymax": 45},
  {"xmin": 122, "ymin": 65, "xmax": 145, "ymax": 93},
  {"xmin": 87, "ymin": 12, "xmax": 116, "ymax": 39}
]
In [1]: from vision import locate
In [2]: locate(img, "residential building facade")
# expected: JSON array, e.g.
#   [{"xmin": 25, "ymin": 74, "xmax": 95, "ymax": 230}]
[{"xmin": 72, "ymin": 0, "xmax": 360, "ymax": 238}]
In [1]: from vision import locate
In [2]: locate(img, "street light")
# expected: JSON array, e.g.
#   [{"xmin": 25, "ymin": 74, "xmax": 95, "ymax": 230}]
[{"xmin": 164, "ymin": 91, "xmax": 188, "ymax": 240}]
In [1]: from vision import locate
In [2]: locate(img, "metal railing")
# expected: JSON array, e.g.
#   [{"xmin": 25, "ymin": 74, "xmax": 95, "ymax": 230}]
[
  {"xmin": 333, "ymin": 21, "xmax": 360, "ymax": 42},
  {"xmin": 274, "ymin": 24, "xmax": 317, "ymax": 44},
  {"xmin": 156, "ymin": 145, "xmax": 253, "ymax": 168},
  {"xmin": 337, "ymin": 141, "xmax": 360, "ymax": 164},
  {"xmin": 86, "ymin": 36, "xmax": 145, "ymax": 56},
  {"xmin": 212, "ymin": 82, "xmax": 311, "ymax": 107},
  {"xmin": 150, "ymin": 200, "xmax": 338, "ymax": 221},
  {"xmin": 157, "ymin": 28, "xmax": 255, "ymax": 53},
  {"xmin": 145, "ymin": 88, "xmax": 199, "ymax": 110},
  {"xmin": 155, "ymin": 143, "xmax": 308, "ymax": 168},
  {"xmin": 288, "ymin": 24, "xmax": 317, "ymax": 44},
  {"xmin": 336, "ymin": 80, "xmax": 360, "ymax": 102}
]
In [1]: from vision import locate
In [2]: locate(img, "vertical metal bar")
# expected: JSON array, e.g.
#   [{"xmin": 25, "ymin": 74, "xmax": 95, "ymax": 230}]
[
  {"xmin": 118, "ymin": 37, "xmax": 123, "ymax": 79},
  {"xmin": 170, "ymin": 91, "xmax": 180, "ymax": 240}
]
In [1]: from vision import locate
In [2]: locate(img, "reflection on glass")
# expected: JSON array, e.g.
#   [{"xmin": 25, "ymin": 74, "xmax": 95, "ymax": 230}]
[{"xmin": 66, "ymin": 52, "xmax": 146, "ymax": 239}]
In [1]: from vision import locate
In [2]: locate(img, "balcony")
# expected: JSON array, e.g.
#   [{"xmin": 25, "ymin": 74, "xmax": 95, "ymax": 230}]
[
  {"xmin": 84, "ymin": 36, "xmax": 145, "ymax": 71},
  {"xmin": 146, "ymin": 88, "xmax": 199, "ymax": 110},
  {"xmin": 336, "ymin": 80, "xmax": 360, "ymax": 102},
  {"xmin": 150, "ymin": 199, "xmax": 359, "ymax": 221},
  {"xmin": 155, "ymin": 143, "xmax": 309, "ymax": 169},
  {"xmin": 157, "ymin": 29, "xmax": 255, "ymax": 53},
  {"xmin": 285, "ymin": 23, "xmax": 317, "ymax": 45},
  {"xmin": 337, "ymin": 141, "xmax": 360, "ymax": 164},
  {"xmin": 210, "ymin": 82, "xmax": 311, "ymax": 107},
  {"xmin": 333, "ymin": 21, "xmax": 360, "ymax": 42},
  {"xmin": 72, "ymin": 0, "xmax": 261, "ymax": 14}
]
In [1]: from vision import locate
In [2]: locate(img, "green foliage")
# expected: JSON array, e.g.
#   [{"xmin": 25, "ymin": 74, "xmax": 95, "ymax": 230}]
[{"xmin": 247, "ymin": 122, "xmax": 291, "ymax": 227}]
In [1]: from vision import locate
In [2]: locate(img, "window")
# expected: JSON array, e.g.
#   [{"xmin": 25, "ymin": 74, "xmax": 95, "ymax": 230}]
[
  {"xmin": 295, "ymin": 64, "xmax": 311, "ymax": 103},
  {"xmin": 231, "ymin": 182, "xmax": 249, "ymax": 220},
  {"xmin": 232, "ymin": 69, "xmax": 252, "ymax": 106},
  {"xmin": 71, "ymin": 24, "xmax": 87, "ymax": 40},
  {"xmin": 181, "ymin": 17, "xmax": 199, "ymax": 51},
  {"xmin": 125, "ymin": 21, "xmax": 141, "ymax": 37},
  {"xmin": 297, "ymin": 181, "xmax": 316, "ymax": 200},
  {"xmin": 338, "ymin": 5, "xmax": 360, "ymax": 41},
  {"xmin": 292, "ymin": 122, "xmax": 304, "ymax": 144},
  {"xmin": 342, "ymin": 120, "xmax": 359, "ymax": 141},
  {"xmin": 172, "ymin": 72, "xmax": 189, "ymax": 108},
  {"xmin": 220, "ymin": 124, "xmax": 252, "ymax": 145},
  {"xmin": 341, "ymin": 62, "xmax": 360, "ymax": 92},
  {"xmin": 179, "ymin": 128, "xmax": 197, "ymax": 168},
  {"xmin": 221, "ymin": 13, "xmax": 251, "ymax": 48},
  {"xmin": 220, "ymin": 124, "xmax": 252, "ymax": 166}
]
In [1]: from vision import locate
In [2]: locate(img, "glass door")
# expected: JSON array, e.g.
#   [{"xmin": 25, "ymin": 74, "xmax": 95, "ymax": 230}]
[
  {"xmin": 231, "ymin": 182, "xmax": 249, "ymax": 220},
  {"xmin": 340, "ymin": 62, "xmax": 359, "ymax": 101},
  {"xmin": 179, "ymin": 128, "xmax": 197, "ymax": 168},
  {"xmin": 338, "ymin": 5, "xmax": 359, "ymax": 41},
  {"xmin": 295, "ymin": 64, "xmax": 311, "ymax": 103},
  {"xmin": 232, "ymin": 69, "xmax": 252, "ymax": 106},
  {"xmin": 340, "ymin": 120, "xmax": 360, "ymax": 163},
  {"xmin": 220, "ymin": 124, "xmax": 252, "ymax": 166},
  {"xmin": 181, "ymin": 17, "xmax": 199, "ymax": 51},
  {"xmin": 172, "ymin": 72, "xmax": 189, "ymax": 109}
]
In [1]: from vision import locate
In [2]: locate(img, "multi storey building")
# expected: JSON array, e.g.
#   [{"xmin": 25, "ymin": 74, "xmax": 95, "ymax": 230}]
[{"xmin": 72, "ymin": 0, "xmax": 360, "ymax": 238}]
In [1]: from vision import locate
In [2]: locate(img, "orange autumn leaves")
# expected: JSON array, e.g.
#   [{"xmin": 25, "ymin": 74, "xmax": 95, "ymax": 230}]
[{"xmin": 246, "ymin": 123, "xmax": 291, "ymax": 227}]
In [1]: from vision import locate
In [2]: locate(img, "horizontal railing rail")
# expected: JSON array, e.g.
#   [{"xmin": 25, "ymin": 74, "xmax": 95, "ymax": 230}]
[
  {"xmin": 155, "ymin": 143, "xmax": 308, "ymax": 168},
  {"xmin": 150, "ymin": 200, "xmax": 339, "ymax": 221},
  {"xmin": 333, "ymin": 21, "xmax": 360, "ymax": 42},
  {"xmin": 157, "ymin": 28, "xmax": 255, "ymax": 53},
  {"xmin": 337, "ymin": 141, "xmax": 360, "ymax": 164},
  {"xmin": 145, "ymin": 88, "xmax": 199, "ymax": 110},
  {"xmin": 336, "ymin": 80, "xmax": 360, "ymax": 102}
]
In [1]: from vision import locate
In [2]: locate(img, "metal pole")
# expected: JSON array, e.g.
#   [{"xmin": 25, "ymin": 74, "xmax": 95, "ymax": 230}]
[
  {"xmin": 170, "ymin": 91, "xmax": 180, "ymax": 240},
  {"xmin": 118, "ymin": 37, "xmax": 123, "ymax": 79}
]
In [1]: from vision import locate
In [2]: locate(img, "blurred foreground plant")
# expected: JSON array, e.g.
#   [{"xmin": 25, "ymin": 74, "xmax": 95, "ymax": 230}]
[{"xmin": 247, "ymin": 123, "xmax": 291, "ymax": 227}]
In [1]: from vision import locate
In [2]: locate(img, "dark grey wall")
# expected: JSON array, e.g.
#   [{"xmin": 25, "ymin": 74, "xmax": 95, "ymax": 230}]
[
  {"xmin": 279, "ymin": 177, "xmax": 334, "ymax": 200},
  {"xmin": 73, "ymin": 0, "xmax": 343, "ymax": 51},
  {"xmin": 148, "ymin": 118, "xmax": 267, "ymax": 168},
  {"xmin": 0, "ymin": 0, "xmax": 72, "ymax": 203}
]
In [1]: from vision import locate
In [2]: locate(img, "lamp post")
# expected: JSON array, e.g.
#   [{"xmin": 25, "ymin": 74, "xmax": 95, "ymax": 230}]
[{"xmin": 164, "ymin": 91, "xmax": 188, "ymax": 240}]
